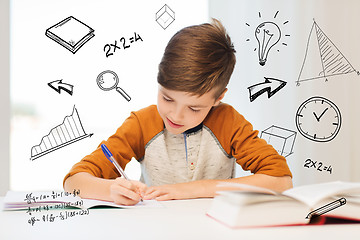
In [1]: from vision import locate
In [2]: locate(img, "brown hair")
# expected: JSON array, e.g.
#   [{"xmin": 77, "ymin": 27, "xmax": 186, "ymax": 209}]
[{"xmin": 157, "ymin": 18, "xmax": 236, "ymax": 99}]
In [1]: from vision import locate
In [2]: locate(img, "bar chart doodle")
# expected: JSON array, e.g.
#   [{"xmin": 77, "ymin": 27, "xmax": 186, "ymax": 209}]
[
  {"xmin": 296, "ymin": 19, "xmax": 357, "ymax": 86},
  {"xmin": 30, "ymin": 106, "xmax": 93, "ymax": 161}
]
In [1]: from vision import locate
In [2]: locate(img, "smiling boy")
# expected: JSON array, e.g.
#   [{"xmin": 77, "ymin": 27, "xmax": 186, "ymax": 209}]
[{"xmin": 64, "ymin": 19, "xmax": 292, "ymax": 205}]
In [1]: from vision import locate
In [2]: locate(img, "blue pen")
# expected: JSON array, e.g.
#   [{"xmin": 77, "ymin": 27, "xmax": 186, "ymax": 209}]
[
  {"xmin": 101, "ymin": 144, "xmax": 143, "ymax": 202},
  {"xmin": 101, "ymin": 143, "xmax": 129, "ymax": 180}
]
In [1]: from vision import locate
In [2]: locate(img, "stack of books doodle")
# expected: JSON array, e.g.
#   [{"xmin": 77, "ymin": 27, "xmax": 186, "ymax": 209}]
[{"xmin": 45, "ymin": 16, "xmax": 95, "ymax": 54}]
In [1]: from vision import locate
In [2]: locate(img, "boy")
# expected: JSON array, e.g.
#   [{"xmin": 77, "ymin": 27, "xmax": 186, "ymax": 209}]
[{"xmin": 64, "ymin": 19, "xmax": 292, "ymax": 205}]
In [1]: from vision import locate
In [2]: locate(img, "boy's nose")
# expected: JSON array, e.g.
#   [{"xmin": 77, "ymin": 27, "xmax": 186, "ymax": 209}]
[{"xmin": 171, "ymin": 107, "xmax": 184, "ymax": 122}]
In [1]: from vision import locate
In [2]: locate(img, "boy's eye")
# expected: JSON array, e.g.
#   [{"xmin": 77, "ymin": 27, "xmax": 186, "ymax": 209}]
[
  {"xmin": 189, "ymin": 107, "xmax": 200, "ymax": 112},
  {"xmin": 163, "ymin": 96, "xmax": 173, "ymax": 102}
]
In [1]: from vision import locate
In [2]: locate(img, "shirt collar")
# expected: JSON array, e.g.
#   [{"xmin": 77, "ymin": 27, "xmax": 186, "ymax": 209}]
[{"xmin": 184, "ymin": 123, "xmax": 203, "ymax": 135}]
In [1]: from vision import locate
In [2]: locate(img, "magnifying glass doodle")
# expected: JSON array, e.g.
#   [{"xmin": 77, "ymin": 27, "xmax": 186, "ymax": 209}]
[{"xmin": 96, "ymin": 70, "xmax": 131, "ymax": 102}]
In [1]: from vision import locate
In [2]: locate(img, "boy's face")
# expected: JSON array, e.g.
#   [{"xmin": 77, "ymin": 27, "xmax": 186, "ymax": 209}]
[{"xmin": 157, "ymin": 85, "xmax": 225, "ymax": 135}]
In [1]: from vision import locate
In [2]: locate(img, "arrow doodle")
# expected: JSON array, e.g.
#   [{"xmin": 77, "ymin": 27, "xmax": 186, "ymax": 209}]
[
  {"xmin": 248, "ymin": 77, "xmax": 287, "ymax": 102},
  {"xmin": 48, "ymin": 79, "xmax": 74, "ymax": 96}
]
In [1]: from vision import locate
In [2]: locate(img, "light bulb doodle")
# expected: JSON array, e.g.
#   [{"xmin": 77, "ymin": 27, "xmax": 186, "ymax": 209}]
[
  {"xmin": 255, "ymin": 22, "xmax": 281, "ymax": 66},
  {"xmin": 96, "ymin": 70, "xmax": 131, "ymax": 102},
  {"xmin": 245, "ymin": 11, "xmax": 290, "ymax": 66}
]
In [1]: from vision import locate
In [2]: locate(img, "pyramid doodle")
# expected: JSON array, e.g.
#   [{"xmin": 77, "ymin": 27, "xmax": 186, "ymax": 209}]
[{"xmin": 297, "ymin": 20, "xmax": 355, "ymax": 85}]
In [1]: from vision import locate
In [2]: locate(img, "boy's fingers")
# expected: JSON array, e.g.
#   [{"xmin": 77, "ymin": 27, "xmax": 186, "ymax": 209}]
[
  {"xmin": 111, "ymin": 178, "xmax": 149, "ymax": 204},
  {"xmin": 114, "ymin": 178, "xmax": 147, "ymax": 194},
  {"xmin": 112, "ymin": 194, "xmax": 139, "ymax": 206},
  {"xmin": 131, "ymin": 180, "xmax": 147, "ymax": 192},
  {"xmin": 110, "ymin": 183, "xmax": 142, "ymax": 203},
  {"xmin": 144, "ymin": 186, "xmax": 157, "ymax": 195},
  {"xmin": 143, "ymin": 188, "xmax": 165, "ymax": 200},
  {"xmin": 114, "ymin": 178, "xmax": 137, "ymax": 191},
  {"xmin": 155, "ymin": 194, "xmax": 172, "ymax": 201}
]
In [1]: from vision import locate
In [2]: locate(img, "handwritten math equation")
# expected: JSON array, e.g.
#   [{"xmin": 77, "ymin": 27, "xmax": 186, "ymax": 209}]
[
  {"xmin": 26, "ymin": 200, "xmax": 84, "ymax": 215},
  {"xmin": 20, "ymin": 190, "xmax": 90, "ymax": 226},
  {"xmin": 24, "ymin": 189, "xmax": 80, "ymax": 204},
  {"xmin": 303, "ymin": 158, "xmax": 332, "ymax": 174},
  {"xmin": 103, "ymin": 32, "xmax": 143, "ymax": 58},
  {"xmin": 28, "ymin": 209, "xmax": 90, "ymax": 226}
]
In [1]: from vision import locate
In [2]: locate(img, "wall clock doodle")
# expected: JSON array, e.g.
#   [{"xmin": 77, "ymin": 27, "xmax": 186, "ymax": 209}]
[{"xmin": 295, "ymin": 96, "xmax": 341, "ymax": 142}]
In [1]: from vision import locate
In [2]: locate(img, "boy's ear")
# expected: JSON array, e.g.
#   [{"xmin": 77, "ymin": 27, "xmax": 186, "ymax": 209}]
[{"xmin": 214, "ymin": 88, "xmax": 228, "ymax": 106}]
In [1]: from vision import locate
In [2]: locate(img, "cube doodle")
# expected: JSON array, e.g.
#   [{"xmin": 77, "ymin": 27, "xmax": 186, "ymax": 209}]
[
  {"xmin": 260, "ymin": 125, "xmax": 296, "ymax": 157},
  {"xmin": 156, "ymin": 4, "xmax": 175, "ymax": 29}
]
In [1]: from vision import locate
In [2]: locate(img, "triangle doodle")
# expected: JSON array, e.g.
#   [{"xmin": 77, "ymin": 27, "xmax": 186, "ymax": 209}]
[{"xmin": 296, "ymin": 20, "xmax": 355, "ymax": 85}]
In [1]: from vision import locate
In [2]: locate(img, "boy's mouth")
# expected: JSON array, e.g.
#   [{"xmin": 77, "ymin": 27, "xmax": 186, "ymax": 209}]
[{"xmin": 166, "ymin": 117, "xmax": 184, "ymax": 129}]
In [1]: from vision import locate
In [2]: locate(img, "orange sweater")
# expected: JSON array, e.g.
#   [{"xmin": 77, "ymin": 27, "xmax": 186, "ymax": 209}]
[{"xmin": 64, "ymin": 103, "xmax": 292, "ymax": 186}]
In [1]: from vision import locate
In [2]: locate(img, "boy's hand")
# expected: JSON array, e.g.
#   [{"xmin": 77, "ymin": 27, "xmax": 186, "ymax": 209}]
[
  {"xmin": 109, "ymin": 178, "xmax": 147, "ymax": 205},
  {"xmin": 143, "ymin": 182, "xmax": 203, "ymax": 201}
]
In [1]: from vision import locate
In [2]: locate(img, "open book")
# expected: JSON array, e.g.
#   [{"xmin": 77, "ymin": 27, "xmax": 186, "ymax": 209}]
[
  {"xmin": 206, "ymin": 181, "xmax": 360, "ymax": 228},
  {"xmin": 2, "ymin": 191, "xmax": 161, "ymax": 211}
]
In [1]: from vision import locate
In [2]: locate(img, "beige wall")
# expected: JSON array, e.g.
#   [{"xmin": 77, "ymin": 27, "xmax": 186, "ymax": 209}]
[{"xmin": 0, "ymin": 0, "xmax": 10, "ymax": 195}]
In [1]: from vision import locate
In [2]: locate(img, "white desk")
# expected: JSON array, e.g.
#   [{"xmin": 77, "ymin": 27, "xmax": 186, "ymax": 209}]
[{"xmin": 1, "ymin": 197, "xmax": 359, "ymax": 240}]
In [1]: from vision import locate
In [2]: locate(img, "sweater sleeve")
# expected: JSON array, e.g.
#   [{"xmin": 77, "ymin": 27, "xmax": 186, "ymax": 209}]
[
  {"xmin": 63, "ymin": 110, "xmax": 146, "ymax": 185},
  {"xmin": 231, "ymin": 114, "xmax": 292, "ymax": 177},
  {"xmin": 204, "ymin": 104, "xmax": 292, "ymax": 178}
]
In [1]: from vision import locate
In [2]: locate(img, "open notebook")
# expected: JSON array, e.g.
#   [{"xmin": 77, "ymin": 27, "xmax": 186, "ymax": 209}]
[{"xmin": 2, "ymin": 191, "xmax": 162, "ymax": 210}]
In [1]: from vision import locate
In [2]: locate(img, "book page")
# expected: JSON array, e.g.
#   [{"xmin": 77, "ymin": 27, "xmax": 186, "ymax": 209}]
[{"xmin": 282, "ymin": 181, "xmax": 360, "ymax": 207}]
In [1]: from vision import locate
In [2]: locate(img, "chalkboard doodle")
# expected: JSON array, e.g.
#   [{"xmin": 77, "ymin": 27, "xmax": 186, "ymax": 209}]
[
  {"xmin": 245, "ymin": 11, "xmax": 290, "ymax": 66},
  {"xmin": 296, "ymin": 19, "xmax": 357, "ymax": 86},
  {"xmin": 45, "ymin": 16, "xmax": 95, "ymax": 54},
  {"xmin": 30, "ymin": 106, "xmax": 93, "ymax": 161},
  {"xmin": 304, "ymin": 158, "xmax": 333, "ymax": 174},
  {"xmin": 48, "ymin": 79, "xmax": 74, "ymax": 96},
  {"xmin": 103, "ymin": 32, "xmax": 143, "ymax": 58},
  {"xmin": 248, "ymin": 77, "xmax": 286, "ymax": 102},
  {"xmin": 260, "ymin": 125, "xmax": 296, "ymax": 157},
  {"xmin": 96, "ymin": 70, "xmax": 131, "ymax": 102},
  {"xmin": 156, "ymin": 4, "xmax": 175, "ymax": 30}
]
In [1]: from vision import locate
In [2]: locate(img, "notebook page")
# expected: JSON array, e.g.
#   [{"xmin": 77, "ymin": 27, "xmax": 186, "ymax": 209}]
[{"xmin": 81, "ymin": 198, "xmax": 163, "ymax": 209}]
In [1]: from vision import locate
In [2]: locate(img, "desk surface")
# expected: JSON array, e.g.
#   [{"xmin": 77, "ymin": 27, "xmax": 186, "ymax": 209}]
[{"xmin": 1, "ymin": 197, "xmax": 359, "ymax": 240}]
